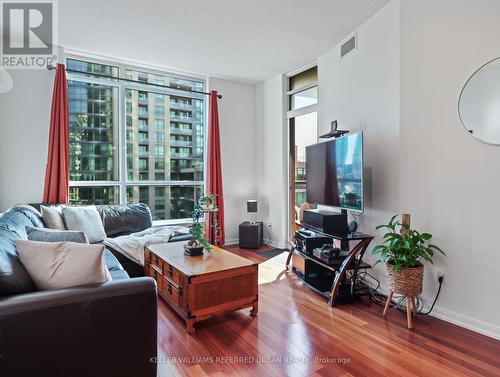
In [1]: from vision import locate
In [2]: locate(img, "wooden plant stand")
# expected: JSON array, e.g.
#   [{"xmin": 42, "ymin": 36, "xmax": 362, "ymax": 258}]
[
  {"xmin": 382, "ymin": 213, "xmax": 422, "ymax": 329},
  {"xmin": 383, "ymin": 292, "xmax": 417, "ymax": 329}
]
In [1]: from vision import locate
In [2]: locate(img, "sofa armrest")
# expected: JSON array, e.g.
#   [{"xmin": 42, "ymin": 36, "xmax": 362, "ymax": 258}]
[{"xmin": 0, "ymin": 278, "xmax": 158, "ymax": 377}]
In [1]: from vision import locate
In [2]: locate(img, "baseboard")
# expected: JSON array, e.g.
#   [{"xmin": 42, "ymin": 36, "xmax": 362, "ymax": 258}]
[
  {"xmin": 430, "ymin": 306, "xmax": 500, "ymax": 341},
  {"xmin": 360, "ymin": 276, "xmax": 500, "ymax": 341},
  {"xmin": 264, "ymin": 239, "xmax": 287, "ymax": 249},
  {"xmin": 225, "ymin": 238, "xmax": 287, "ymax": 250},
  {"xmin": 224, "ymin": 238, "xmax": 239, "ymax": 246}
]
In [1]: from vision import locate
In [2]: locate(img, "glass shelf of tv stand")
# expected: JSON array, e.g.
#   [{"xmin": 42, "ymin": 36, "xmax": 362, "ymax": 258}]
[
  {"xmin": 295, "ymin": 220, "xmax": 374, "ymax": 241},
  {"xmin": 290, "ymin": 247, "xmax": 371, "ymax": 273}
]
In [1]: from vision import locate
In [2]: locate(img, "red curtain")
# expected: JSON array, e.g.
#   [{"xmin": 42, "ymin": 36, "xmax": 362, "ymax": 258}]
[
  {"xmin": 42, "ymin": 64, "xmax": 69, "ymax": 204},
  {"xmin": 206, "ymin": 91, "xmax": 225, "ymax": 246}
]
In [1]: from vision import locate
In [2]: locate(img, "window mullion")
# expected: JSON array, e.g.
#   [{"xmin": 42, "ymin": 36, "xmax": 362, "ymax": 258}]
[{"xmin": 118, "ymin": 80, "xmax": 127, "ymax": 204}]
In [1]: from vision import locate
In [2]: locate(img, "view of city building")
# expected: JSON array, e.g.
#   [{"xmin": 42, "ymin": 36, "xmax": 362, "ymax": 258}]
[
  {"xmin": 293, "ymin": 112, "xmax": 318, "ymax": 207},
  {"xmin": 67, "ymin": 58, "xmax": 205, "ymax": 220}
]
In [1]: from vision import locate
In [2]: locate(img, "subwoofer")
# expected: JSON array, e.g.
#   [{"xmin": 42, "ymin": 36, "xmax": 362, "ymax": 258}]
[{"xmin": 238, "ymin": 222, "xmax": 263, "ymax": 248}]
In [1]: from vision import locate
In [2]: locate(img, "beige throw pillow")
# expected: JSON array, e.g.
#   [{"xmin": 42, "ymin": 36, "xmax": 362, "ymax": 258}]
[
  {"xmin": 41, "ymin": 205, "xmax": 66, "ymax": 230},
  {"xmin": 62, "ymin": 206, "xmax": 107, "ymax": 243},
  {"xmin": 16, "ymin": 240, "xmax": 111, "ymax": 290}
]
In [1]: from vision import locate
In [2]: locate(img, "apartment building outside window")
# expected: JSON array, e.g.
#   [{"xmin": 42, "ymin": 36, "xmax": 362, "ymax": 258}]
[{"xmin": 67, "ymin": 57, "xmax": 206, "ymax": 222}]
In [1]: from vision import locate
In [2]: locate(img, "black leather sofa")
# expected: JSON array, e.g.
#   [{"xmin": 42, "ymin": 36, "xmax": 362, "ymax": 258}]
[
  {"xmin": 29, "ymin": 203, "xmax": 192, "ymax": 278},
  {"xmin": 0, "ymin": 204, "xmax": 160, "ymax": 377}
]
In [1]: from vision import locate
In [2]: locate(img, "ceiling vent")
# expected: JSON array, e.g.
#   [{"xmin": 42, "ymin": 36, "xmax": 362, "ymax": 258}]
[{"xmin": 340, "ymin": 34, "xmax": 357, "ymax": 58}]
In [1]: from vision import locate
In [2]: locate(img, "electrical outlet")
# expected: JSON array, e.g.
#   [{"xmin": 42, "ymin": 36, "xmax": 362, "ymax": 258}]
[{"xmin": 437, "ymin": 270, "xmax": 445, "ymax": 283}]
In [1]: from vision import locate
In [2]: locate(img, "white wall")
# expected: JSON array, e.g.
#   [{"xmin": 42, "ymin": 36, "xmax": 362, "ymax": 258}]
[
  {"xmin": 0, "ymin": 69, "xmax": 53, "ymax": 210},
  {"xmin": 255, "ymin": 75, "xmax": 288, "ymax": 248},
  {"xmin": 209, "ymin": 78, "xmax": 257, "ymax": 244},
  {"xmin": 317, "ymin": 0, "xmax": 400, "ymax": 265},
  {"xmin": 316, "ymin": 0, "xmax": 500, "ymax": 339},
  {"xmin": 399, "ymin": 0, "xmax": 500, "ymax": 338},
  {"xmin": 240, "ymin": 0, "xmax": 500, "ymax": 339},
  {"xmin": 254, "ymin": 2, "xmax": 401, "ymax": 251}
]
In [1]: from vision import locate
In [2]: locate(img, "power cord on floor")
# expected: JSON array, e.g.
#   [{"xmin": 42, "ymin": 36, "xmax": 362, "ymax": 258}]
[
  {"xmin": 356, "ymin": 270, "xmax": 443, "ymax": 316},
  {"xmin": 262, "ymin": 225, "xmax": 272, "ymax": 246}
]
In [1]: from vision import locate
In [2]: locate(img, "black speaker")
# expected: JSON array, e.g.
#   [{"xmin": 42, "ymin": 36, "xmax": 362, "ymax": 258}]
[
  {"xmin": 239, "ymin": 222, "xmax": 263, "ymax": 248},
  {"xmin": 303, "ymin": 209, "xmax": 348, "ymax": 236}
]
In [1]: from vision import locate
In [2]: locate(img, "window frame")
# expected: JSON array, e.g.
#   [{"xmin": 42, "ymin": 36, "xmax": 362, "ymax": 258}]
[
  {"xmin": 286, "ymin": 64, "xmax": 318, "ymax": 241},
  {"xmin": 66, "ymin": 53, "xmax": 208, "ymax": 225}
]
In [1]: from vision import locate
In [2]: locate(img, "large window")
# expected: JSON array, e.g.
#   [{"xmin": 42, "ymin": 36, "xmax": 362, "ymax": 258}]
[{"xmin": 67, "ymin": 58, "xmax": 206, "ymax": 222}]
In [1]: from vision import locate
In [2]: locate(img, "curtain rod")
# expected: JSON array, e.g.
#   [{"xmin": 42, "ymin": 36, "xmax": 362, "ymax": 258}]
[{"xmin": 46, "ymin": 64, "xmax": 222, "ymax": 99}]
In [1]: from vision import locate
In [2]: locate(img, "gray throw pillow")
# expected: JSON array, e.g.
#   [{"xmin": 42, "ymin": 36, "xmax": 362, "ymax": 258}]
[
  {"xmin": 62, "ymin": 206, "xmax": 107, "ymax": 243},
  {"xmin": 41, "ymin": 205, "xmax": 66, "ymax": 230},
  {"xmin": 26, "ymin": 226, "xmax": 89, "ymax": 244}
]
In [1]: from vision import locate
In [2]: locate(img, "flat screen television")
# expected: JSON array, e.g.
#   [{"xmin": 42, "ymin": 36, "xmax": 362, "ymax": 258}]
[{"xmin": 305, "ymin": 131, "xmax": 363, "ymax": 212}]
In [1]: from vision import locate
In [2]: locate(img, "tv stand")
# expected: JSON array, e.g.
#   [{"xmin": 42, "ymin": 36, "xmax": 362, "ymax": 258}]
[{"xmin": 286, "ymin": 223, "xmax": 374, "ymax": 307}]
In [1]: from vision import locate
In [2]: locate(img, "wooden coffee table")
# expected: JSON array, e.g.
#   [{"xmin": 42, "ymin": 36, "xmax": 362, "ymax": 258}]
[{"xmin": 145, "ymin": 244, "xmax": 258, "ymax": 334}]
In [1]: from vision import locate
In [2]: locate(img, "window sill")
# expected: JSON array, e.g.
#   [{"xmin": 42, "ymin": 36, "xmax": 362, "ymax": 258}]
[{"xmin": 152, "ymin": 218, "xmax": 200, "ymax": 227}]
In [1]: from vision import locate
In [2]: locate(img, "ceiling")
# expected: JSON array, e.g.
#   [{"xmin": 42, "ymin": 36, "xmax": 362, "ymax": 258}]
[{"xmin": 59, "ymin": 0, "xmax": 388, "ymax": 83}]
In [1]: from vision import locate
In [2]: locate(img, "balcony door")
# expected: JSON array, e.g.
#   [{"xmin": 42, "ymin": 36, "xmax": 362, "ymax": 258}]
[{"xmin": 287, "ymin": 66, "xmax": 318, "ymax": 240}]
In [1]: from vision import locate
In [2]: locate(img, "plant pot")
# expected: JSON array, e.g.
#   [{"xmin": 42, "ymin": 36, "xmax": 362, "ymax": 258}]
[
  {"xmin": 386, "ymin": 264, "xmax": 423, "ymax": 296},
  {"xmin": 184, "ymin": 244, "xmax": 204, "ymax": 256}
]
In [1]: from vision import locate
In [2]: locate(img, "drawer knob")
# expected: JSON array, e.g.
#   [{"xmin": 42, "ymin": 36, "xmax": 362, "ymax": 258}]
[
  {"xmin": 168, "ymin": 283, "xmax": 173, "ymax": 294},
  {"xmin": 168, "ymin": 265, "xmax": 173, "ymax": 275},
  {"xmin": 155, "ymin": 255, "xmax": 159, "ymax": 265}
]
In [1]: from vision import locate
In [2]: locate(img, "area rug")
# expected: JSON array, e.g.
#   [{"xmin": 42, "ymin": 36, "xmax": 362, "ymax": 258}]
[{"xmin": 256, "ymin": 248, "xmax": 287, "ymax": 260}]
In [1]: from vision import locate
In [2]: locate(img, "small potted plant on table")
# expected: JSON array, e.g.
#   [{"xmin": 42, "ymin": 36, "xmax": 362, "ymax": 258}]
[
  {"xmin": 373, "ymin": 214, "xmax": 444, "ymax": 328},
  {"xmin": 184, "ymin": 195, "xmax": 215, "ymax": 256}
]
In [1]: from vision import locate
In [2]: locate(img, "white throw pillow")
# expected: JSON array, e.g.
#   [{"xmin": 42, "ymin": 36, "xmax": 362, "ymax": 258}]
[
  {"xmin": 16, "ymin": 240, "xmax": 111, "ymax": 290},
  {"xmin": 62, "ymin": 206, "xmax": 107, "ymax": 243},
  {"xmin": 41, "ymin": 205, "xmax": 66, "ymax": 230}
]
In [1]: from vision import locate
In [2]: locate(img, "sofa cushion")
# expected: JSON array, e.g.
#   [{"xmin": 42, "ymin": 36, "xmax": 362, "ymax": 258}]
[
  {"xmin": 16, "ymin": 240, "xmax": 112, "ymax": 290},
  {"xmin": 0, "ymin": 208, "xmax": 39, "ymax": 296},
  {"xmin": 106, "ymin": 245, "xmax": 145, "ymax": 278},
  {"xmin": 104, "ymin": 249, "xmax": 129, "ymax": 280},
  {"xmin": 26, "ymin": 226, "xmax": 89, "ymax": 244},
  {"xmin": 169, "ymin": 233, "xmax": 192, "ymax": 243},
  {"xmin": 96, "ymin": 203, "xmax": 152, "ymax": 237},
  {"xmin": 62, "ymin": 206, "xmax": 107, "ymax": 243}
]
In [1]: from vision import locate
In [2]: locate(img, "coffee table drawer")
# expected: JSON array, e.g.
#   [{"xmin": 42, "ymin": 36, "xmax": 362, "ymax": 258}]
[
  {"xmin": 163, "ymin": 261, "xmax": 180, "ymax": 285},
  {"xmin": 150, "ymin": 252, "xmax": 163, "ymax": 274},
  {"xmin": 149, "ymin": 267, "xmax": 163, "ymax": 291},
  {"xmin": 162, "ymin": 277, "xmax": 180, "ymax": 305}
]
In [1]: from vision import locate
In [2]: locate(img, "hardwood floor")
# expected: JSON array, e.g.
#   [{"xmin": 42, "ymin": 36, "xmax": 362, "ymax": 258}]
[{"xmin": 157, "ymin": 248, "xmax": 500, "ymax": 377}]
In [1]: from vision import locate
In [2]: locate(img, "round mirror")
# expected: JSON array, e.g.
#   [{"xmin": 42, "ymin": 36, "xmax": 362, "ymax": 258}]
[{"xmin": 459, "ymin": 57, "xmax": 500, "ymax": 145}]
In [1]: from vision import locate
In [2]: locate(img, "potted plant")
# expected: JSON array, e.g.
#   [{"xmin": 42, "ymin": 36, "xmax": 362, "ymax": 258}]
[
  {"xmin": 373, "ymin": 215, "xmax": 444, "ymax": 300},
  {"xmin": 199, "ymin": 195, "xmax": 215, "ymax": 211},
  {"xmin": 184, "ymin": 195, "xmax": 215, "ymax": 256}
]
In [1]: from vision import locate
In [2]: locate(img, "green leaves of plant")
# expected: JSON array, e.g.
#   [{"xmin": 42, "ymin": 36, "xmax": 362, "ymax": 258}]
[
  {"xmin": 372, "ymin": 215, "xmax": 444, "ymax": 272},
  {"xmin": 190, "ymin": 194, "xmax": 215, "ymax": 253}
]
